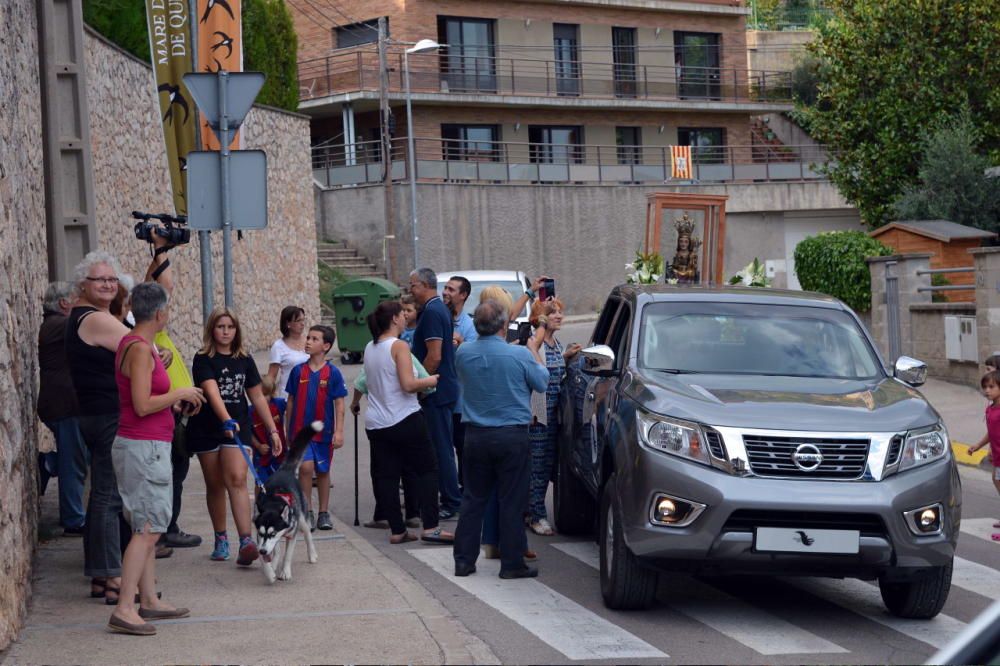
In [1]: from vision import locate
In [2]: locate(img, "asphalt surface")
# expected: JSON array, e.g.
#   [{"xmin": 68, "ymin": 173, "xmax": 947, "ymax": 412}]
[{"xmin": 326, "ymin": 321, "xmax": 1000, "ymax": 665}]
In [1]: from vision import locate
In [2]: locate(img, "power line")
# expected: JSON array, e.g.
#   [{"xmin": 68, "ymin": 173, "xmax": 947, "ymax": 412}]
[
  {"xmin": 285, "ymin": 0, "xmax": 330, "ymax": 32},
  {"xmin": 314, "ymin": 0, "xmax": 381, "ymax": 33},
  {"xmin": 288, "ymin": 0, "xmax": 372, "ymax": 42}
]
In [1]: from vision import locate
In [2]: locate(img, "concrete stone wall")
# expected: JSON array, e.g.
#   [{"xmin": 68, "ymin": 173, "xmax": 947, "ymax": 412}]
[
  {"xmin": 317, "ymin": 180, "xmax": 859, "ymax": 312},
  {"xmin": 84, "ymin": 28, "xmax": 320, "ymax": 355},
  {"xmin": 0, "ymin": 0, "xmax": 47, "ymax": 649},
  {"xmin": 746, "ymin": 30, "xmax": 813, "ymax": 73},
  {"xmin": 910, "ymin": 304, "xmax": 980, "ymax": 386}
]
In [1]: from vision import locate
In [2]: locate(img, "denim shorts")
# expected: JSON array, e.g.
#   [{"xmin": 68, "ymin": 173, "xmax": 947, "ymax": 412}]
[{"xmin": 111, "ymin": 436, "xmax": 173, "ymax": 533}]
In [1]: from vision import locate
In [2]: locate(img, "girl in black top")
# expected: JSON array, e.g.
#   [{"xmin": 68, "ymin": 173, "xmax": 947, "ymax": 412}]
[
  {"xmin": 188, "ymin": 307, "xmax": 282, "ymax": 566},
  {"xmin": 66, "ymin": 251, "xmax": 131, "ymax": 603}
]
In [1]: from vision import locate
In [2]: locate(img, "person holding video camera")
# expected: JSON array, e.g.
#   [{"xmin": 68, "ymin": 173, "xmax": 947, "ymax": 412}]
[{"xmin": 134, "ymin": 212, "xmax": 203, "ymax": 550}]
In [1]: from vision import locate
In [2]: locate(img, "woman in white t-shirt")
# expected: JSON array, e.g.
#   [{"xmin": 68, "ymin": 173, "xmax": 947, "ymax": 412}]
[{"xmin": 266, "ymin": 305, "xmax": 309, "ymax": 415}]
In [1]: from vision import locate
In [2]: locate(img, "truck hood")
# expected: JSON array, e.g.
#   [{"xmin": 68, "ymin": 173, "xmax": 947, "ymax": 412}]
[{"xmin": 626, "ymin": 370, "xmax": 940, "ymax": 433}]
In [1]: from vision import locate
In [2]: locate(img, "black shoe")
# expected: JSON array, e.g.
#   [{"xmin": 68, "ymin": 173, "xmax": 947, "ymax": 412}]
[
  {"xmin": 454, "ymin": 563, "xmax": 477, "ymax": 577},
  {"xmin": 163, "ymin": 530, "xmax": 202, "ymax": 548},
  {"xmin": 438, "ymin": 508, "xmax": 458, "ymax": 521},
  {"xmin": 62, "ymin": 525, "xmax": 85, "ymax": 537},
  {"xmin": 499, "ymin": 566, "xmax": 538, "ymax": 580}
]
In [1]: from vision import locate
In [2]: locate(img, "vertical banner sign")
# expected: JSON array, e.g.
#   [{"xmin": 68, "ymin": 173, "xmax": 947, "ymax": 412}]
[
  {"xmin": 670, "ymin": 145, "xmax": 693, "ymax": 179},
  {"xmin": 196, "ymin": 0, "xmax": 243, "ymax": 150},
  {"xmin": 146, "ymin": 0, "xmax": 197, "ymax": 215}
]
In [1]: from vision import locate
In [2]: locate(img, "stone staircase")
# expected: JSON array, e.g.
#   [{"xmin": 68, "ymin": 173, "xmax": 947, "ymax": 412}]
[
  {"xmin": 317, "ymin": 241, "xmax": 385, "ymax": 278},
  {"xmin": 750, "ymin": 118, "xmax": 798, "ymax": 163}
]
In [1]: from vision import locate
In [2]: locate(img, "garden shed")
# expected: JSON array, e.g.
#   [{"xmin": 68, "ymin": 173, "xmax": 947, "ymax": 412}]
[{"xmin": 870, "ymin": 220, "xmax": 996, "ymax": 302}]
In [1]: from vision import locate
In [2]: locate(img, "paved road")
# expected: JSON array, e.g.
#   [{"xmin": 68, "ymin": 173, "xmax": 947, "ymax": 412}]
[{"xmin": 327, "ymin": 321, "xmax": 1000, "ymax": 664}]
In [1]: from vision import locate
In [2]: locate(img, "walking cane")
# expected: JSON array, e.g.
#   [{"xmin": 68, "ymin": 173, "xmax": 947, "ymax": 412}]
[{"xmin": 353, "ymin": 410, "xmax": 360, "ymax": 526}]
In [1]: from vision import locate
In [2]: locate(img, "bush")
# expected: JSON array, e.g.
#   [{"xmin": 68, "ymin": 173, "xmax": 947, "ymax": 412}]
[{"xmin": 793, "ymin": 231, "xmax": 892, "ymax": 312}]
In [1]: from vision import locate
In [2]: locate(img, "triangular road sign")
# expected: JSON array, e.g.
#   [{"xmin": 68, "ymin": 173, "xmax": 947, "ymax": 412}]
[{"xmin": 182, "ymin": 71, "xmax": 265, "ymax": 130}]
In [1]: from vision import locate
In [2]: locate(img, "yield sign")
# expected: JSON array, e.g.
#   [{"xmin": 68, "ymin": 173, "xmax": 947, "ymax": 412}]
[{"xmin": 182, "ymin": 71, "xmax": 265, "ymax": 144}]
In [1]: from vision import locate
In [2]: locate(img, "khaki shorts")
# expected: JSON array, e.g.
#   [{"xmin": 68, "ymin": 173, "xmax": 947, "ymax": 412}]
[{"xmin": 112, "ymin": 436, "xmax": 173, "ymax": 533}]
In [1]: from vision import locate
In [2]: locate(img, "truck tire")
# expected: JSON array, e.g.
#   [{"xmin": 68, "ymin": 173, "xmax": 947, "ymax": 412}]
[
  {"xmin": 599, "ymin": 473, "xmax": 658, "ymax": 610},
  {"xmin": 553, "ymin": 445, "xmax": 595, "ymax": 536},
  {"xmin": 878, "ymin": 560, "xmax": 953, "ymax": 619}
]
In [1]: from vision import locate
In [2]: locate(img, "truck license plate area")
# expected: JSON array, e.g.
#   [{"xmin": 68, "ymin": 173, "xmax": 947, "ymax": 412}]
[{"xmin": 755, "ymin": 527, "xmax": 860, "ymax": 554}]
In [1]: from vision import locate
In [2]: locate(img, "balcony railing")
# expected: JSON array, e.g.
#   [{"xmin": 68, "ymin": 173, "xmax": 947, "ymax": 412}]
[
  {"xmin": 298, "ymin": 46, "xmax": 793, "ymax": 105},
  {"xmin": 312, "ymin": 136, "xmax": 830, "ymax": 188}
]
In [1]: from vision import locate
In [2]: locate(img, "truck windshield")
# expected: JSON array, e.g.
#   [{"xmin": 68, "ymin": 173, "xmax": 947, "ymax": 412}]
[
  {"xmin": 638, "ymin": 302, "xmax": 883, "ymax": 380},
  {"xmin": 462, "ymin": 281, "xmax": 528, "ymax": 318}
]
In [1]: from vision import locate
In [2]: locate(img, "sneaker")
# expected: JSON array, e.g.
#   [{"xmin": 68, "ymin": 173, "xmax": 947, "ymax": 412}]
[
  {"xmin": 529, "ymin": 518, "xmax": 555, "ymax": 536},
  {"xmin": 316, "ymin": 512, "xmax": 333, "ymax": 531},
  {"xmin": 210, "ymin": 534, "xmax": 230, "ymax": 561},
  {"xmin": 163, "ymin": 530, "xmax": 202, "ymax": 548},
  {"xmin": 155, "ymin": 544, "xmax": 174, "ymax": 559},
  {"xmin": 237, "ymin": 537, "xmax": 259, "ymax": 566},
  {"xmin": 308, "ymin": 510, "xmax": 317, "ymax": 532},
  {"xmin": 438, "ymin": 508, "xmax": 458, "ymax": 521}
]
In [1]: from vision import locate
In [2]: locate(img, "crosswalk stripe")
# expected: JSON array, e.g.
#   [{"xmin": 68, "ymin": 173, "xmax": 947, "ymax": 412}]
[
  {"xmin": 960, "ymin": 517, "xmax": 999, "ymax": 544},
  {"xmin": 953, "ymin": 556, "xmax": 1000, "ymax": 600},
  {"xmin": 408, "ymin": 548, "xmax": 668, "ymax": 661},
  {"xmin": 552, "ymin": 542, "xmax": 848, "ymax": 656},
  {"xmin": 786, "ymin": 578, "xmax": 965, "ymax": 649}
]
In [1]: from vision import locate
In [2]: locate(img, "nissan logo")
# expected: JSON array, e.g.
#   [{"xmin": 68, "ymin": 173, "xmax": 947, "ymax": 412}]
[{"xmin": 792, "ymin": 444, "xmax": 824, "ymax": 471}]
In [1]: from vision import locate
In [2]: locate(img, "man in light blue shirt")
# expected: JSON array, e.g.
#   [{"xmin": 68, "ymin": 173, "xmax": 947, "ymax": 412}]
[
  {"xmin": 443, "ymin": 275, "xmax": 478, "ymax": 491},
  {"xmin": 453, "ymin": 300, "xmax": 548, "ymax": 579}
]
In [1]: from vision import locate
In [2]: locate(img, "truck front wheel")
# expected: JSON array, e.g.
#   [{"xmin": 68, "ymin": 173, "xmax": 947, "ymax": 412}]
[
  {"xmin": 599, "ymin": 473, "xmax": 658, "ymax": 610},
  {"xmin": 879, "ymin": 560, "xmax": 953, "ymax": 619}
]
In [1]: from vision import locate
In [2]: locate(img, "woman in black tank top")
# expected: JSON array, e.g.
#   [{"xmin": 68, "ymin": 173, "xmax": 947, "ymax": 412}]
[{"xmin": 66, "ymin": 252, "xmax": 131, "ymax": 603}]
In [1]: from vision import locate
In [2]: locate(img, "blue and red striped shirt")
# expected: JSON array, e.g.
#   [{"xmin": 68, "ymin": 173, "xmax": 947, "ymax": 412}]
[{"xmin": 284, "ymin": 361, "xmax": 348, "ymax": 443}]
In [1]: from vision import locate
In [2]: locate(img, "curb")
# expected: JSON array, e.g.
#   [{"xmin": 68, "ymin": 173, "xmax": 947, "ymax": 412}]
[{"xmin": 951, "ymin": 441, "xmax": 991, "ymax": 469}]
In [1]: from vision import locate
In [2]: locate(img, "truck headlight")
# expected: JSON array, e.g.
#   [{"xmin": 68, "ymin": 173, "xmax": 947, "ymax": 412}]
[
  {"xmin": 637, "ymin": 412, "xmax": 710, "ymax": 466},
  {"xmin": 899, "ymin": 424, "xmax": 949, "ymax": 472}
]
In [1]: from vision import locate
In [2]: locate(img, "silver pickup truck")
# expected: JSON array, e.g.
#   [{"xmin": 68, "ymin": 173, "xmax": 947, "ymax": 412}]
[{"xmin": 555, "ymin": 285, "xmax": 961, "ymax": 618}]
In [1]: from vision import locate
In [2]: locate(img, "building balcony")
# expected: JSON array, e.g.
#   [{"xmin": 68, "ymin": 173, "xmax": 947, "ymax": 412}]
[
  {"xmin": 298, "ymin": 45, "xmax": 793, "ymax": 114},
  {"xmin": 312, "ymin": 136, "xmax": 829, "ymax": 188}
]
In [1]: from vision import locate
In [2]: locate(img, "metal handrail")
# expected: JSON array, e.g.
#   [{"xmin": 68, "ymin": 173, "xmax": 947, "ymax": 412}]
[
  {"xmin": 297, "ymin": 46, "xmax": 793, "ymax": 104},
  {"xmin": 916, "ymin": 267, "xmax": 975, "ymax": 275}
]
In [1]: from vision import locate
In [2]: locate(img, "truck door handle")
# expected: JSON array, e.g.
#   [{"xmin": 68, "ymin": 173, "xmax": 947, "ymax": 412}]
[{"xmin": 587, "ymin": 392, "xmax": 595, "ymax": 400}]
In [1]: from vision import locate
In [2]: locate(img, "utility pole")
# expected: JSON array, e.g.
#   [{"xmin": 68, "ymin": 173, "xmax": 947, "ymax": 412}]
[{"xmin": 377, "ymin": 17, "xmax": 397, "ymax": 281}]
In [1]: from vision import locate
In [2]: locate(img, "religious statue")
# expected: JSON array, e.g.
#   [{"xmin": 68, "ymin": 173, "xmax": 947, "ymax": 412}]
[{"xmin": 667, "ymin": 213, "xmax": 701, "ymax": 283}]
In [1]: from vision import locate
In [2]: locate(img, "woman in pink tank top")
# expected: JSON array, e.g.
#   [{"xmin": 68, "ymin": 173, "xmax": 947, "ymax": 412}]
[{"xmin": 108, "ymin": 283, "xmax": 205, "ymax": 636}]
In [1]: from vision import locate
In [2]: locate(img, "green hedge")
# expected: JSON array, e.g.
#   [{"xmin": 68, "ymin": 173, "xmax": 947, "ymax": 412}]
[{"xmin": 793, "ymin": 231, "xmax": 892, "ymax": 312}]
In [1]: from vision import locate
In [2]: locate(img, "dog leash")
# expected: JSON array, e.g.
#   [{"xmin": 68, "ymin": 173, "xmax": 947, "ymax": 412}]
[{"xmin": 223, "ymin": 419, "xmax": 267, "ymax": 490}]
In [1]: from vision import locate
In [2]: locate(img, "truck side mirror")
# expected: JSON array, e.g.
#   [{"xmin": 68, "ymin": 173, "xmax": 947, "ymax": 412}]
[
  {"xmin": 894, "ymin": 356, "xmax": 928, "ymax": 387},
  {"xmin": 581, "ymin": 345, "xmax": 616, "ymax": 377}
]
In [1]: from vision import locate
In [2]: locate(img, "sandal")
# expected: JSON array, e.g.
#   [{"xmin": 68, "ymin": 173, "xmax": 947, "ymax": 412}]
[
  {"xmin": 90, "ymin": 578, "xmax": 107, "ymax": 599},
  {"xmin": 420, "ymin": 527, "xmax": 454, "ymax": 544},
  {"xmin": 104, "ymin": 584, "xmax": 121, "ymax": 606},
  {"xmin": 992, "ymin": 533, "xmax": 1000, "ymax": 542},
  {"xmin": 529, "ymin": 519, "xmax": 555, "ymax": 536},
  {"xmin": 389, "ymin": 532, "xmax": 418, "ymax": 544},
  {"xmin": 993, "ymin": 521, "xmax": 1000, "ymax": 528}
]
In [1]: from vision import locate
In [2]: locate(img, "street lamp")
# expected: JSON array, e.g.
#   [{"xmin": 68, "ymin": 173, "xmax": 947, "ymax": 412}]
[{"xmin": 404, "ymin": 38, "xmax": 441, "ymax": 268}]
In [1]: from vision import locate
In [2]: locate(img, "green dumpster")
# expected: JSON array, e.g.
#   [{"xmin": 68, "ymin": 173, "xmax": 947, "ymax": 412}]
[{"xmin": 332, "ymin": 277, "xmax": 401, "ymax": 363}]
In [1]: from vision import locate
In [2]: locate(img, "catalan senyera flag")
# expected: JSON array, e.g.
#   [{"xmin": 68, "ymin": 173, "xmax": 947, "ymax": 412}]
[
  {"xmin": 196, "ymin": 0, "xmax": 242, "ymax": 150},
  {"xmin": 670, "ymin": 145, "xmax": 693, "ymax": 179},
  {"xmin": 145, "ymin": 0, "xmax": 198, "ymax": 215}
]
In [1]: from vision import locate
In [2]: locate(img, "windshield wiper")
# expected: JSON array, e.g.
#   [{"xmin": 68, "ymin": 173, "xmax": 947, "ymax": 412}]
[{"xmin": 654, "ymin": 368, "xmax": 701, "ymax": 375}]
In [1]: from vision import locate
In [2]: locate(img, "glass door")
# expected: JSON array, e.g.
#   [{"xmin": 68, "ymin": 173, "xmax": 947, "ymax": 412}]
[
  {"xmin": 612, "ymin": 27, "xmax": 637, "ymax": 98},
  {"xmin": 674, "ymin": 31, "xmax": 721, "ymax": 99},
  {"xmin": 529, "ymin": 126, "xmax": 584, "ymax": 164},
  {"xmin": 553, "ymin": 23, "xmax": 580, "ymax": 96},
  {"xmin": 439, "ymin": 17, "xmax": 497, "ymax": 92}
]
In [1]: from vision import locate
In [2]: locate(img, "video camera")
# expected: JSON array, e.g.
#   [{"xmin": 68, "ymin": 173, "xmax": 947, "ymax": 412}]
[{"xmin": 132, "ymin": 210, "xmax": 190, "ymax": 246}]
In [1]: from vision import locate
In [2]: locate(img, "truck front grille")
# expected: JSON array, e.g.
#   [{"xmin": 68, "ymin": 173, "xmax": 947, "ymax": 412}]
[
  {"xmin": 724, "ymin": 509, "xmax": 887, "ymax": 537},
  {"xmin": 742, "ymin": 435, "xmax": 870, "ymax": 479}
]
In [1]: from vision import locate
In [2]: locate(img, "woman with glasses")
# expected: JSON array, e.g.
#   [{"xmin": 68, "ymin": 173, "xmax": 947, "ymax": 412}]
[
  {"xmin": 266, "ymin": 305, "xmax": 309, "ymax": 416},
  {"xmin": 66, "ymin": 251, "xmax": 132, "ymax": 605}
]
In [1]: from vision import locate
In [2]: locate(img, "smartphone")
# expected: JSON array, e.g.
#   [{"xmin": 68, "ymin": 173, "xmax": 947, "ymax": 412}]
[
  {"xmin": 516, "ymin": 321, "xmax": 533, "ymax": 346},
  {"xmin": 538, "ymin": 278, "xmax": 556, "ymax": 301}
]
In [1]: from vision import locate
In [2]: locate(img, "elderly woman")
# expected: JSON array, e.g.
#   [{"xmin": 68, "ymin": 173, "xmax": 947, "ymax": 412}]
[
  {"xmin": 66, "ymin": 251, "xmax": 132, "ymax": 603},
  {"xmin": 108, "ymin": 282, "xmax": 204, "ymax": 636},
  {"xmin": 525, "ymin": 299, "xmax": 581, "ymax": 536}
]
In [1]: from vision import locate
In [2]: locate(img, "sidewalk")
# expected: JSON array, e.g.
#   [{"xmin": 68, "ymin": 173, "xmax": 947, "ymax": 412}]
[
  {"xmin": 919, "ymin": 377, "xmax": 991, "ymax": 468},
  {"xmin": 5, "ymin": 458, "xmax": 497, "ymax": 664}
]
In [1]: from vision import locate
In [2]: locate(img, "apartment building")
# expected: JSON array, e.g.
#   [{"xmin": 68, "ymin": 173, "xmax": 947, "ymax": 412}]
[{"xmin": 294, "ymin": 0, "xmax": 798, "ymax": 183}]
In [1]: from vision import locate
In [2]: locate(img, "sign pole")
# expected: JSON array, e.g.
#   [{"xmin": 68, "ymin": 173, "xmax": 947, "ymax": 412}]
[
  {"xmin": 199, "ymin": 231, "xmax": 214, "ymax": 318},
  {"xmin": 218, "ymin": 70, "xmax": 234, "ymax": 308}
]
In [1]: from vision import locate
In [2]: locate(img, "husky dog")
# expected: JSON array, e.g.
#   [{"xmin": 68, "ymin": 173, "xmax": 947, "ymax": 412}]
[{"xmin": 254, "ymin": 421, "xmax": 322, "ymax": 583}]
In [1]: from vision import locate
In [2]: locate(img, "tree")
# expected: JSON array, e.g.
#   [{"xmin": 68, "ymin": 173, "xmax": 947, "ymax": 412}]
[
  {"xmin": 893, "ymin": 111, "xmax": 1000, "ymax": 233},
  {"xmin": 83, "ymin": 0, "xmax": 300, "ymax": 112},
  {"xmin": 802, "ymin": 0, "xmax": 1000, "ymax": 228}
]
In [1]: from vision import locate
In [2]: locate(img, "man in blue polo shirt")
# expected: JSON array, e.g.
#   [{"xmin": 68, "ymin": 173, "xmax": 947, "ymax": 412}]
[
  {"xmin": 452, "ymin": 299, "xmax": 549, "ymax": 579},
  {"xmin": 409, "ymin": 268, "xmax": 462, "ymax": 519}
]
